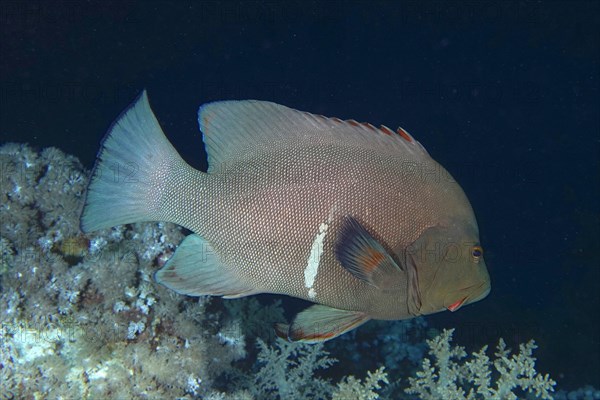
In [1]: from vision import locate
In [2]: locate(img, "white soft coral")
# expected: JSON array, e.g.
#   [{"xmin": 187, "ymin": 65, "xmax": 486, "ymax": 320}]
[{"xmin": 406, "ymin": 329, "xmax": 556, "ymax": 400}]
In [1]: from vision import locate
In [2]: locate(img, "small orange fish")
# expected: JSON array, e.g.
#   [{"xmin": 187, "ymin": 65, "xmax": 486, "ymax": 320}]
[{"xmin": 81, "ymin": 91, "xmax": 490, "ymax": 342}]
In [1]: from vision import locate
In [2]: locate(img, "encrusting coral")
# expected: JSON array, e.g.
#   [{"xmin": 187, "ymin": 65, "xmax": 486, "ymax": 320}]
[{"xmin": 0, "ymin": 144, "xmax": 229, "ymax": 398}]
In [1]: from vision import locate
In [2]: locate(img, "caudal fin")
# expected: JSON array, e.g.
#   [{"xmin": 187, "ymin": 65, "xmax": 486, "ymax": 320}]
[{"xmin": 81, "ymin": 91, "xmax": 186, "ymax": 232}]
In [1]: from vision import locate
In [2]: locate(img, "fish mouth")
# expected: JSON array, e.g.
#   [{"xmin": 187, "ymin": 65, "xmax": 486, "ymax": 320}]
[
  {"xmin": 446, "ymin": 281, "xmax": 490, "ymax": 312},
  {"xmin": 447, "ymin": 296, "xmax": 467, "ymax": 312}
]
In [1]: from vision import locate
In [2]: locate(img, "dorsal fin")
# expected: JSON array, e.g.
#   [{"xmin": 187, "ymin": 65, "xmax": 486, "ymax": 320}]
[{"xmin": 198, "ymin": 100, "xmax": 428, "ymax": 172}]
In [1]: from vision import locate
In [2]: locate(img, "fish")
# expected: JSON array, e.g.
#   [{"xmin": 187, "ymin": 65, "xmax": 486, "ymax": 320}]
[{"xmin": 81, "ymin": 91, "xmax": 491, "ymax": 342}]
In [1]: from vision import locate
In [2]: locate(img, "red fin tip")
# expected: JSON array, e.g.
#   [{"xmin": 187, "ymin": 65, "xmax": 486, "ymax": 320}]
[
  {"xmin": 396, "ymin": 127, "xmax": 413, "ymax": 142},
  {"xmin": 379, "ymin": 125, "xmax": 394, "ymax": 135}
]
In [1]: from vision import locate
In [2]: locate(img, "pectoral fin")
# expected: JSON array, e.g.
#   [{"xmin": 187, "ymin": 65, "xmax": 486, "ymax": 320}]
[
  {"xmin": 155, "ymin": 234, "xmax": 259, "ymax": 298},
  {"xmin": 274, "ymin": 304, "xmax": 369, "ymax": 343},
  {"xmin": 335, "ymin": 216, "xmax": 406, "ymax": 290}
]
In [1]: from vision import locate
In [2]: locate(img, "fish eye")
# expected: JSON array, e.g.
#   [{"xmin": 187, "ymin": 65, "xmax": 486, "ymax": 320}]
[{"xmin": 471, "ymin": 245, "xmax": 483, "ymax": 262}]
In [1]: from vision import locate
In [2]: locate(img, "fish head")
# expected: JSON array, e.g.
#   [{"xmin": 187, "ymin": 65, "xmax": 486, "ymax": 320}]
[{"xmin": 405, "ymin": 220, "xmax": 491, "ymax": 315}]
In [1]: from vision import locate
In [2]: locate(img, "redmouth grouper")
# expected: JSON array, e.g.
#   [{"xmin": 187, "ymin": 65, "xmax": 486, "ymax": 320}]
[{"xmin": 81, "ymin": 91, "xmax": 490, "ymax": 342}]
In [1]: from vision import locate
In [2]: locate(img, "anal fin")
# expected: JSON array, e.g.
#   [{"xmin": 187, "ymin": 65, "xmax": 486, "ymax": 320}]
[
  {"xmin": 155, "ymin": 234, "xmax": 258, "ymax": 298},
  {"xmin": 275, "ymin": 304, "xmax": 369, "ymax": 343}
]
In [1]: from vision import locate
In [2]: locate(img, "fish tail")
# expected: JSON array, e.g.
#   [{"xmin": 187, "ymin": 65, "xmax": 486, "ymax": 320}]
[{"xmin": 80, "ymin": 90, "xmax": 194, "ymax": 232}]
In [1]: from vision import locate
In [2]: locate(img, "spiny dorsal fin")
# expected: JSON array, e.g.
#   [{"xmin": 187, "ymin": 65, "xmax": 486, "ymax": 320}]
[{"xmin": 198, "ymin": 100, "xmax": 428, "ymax": 172}]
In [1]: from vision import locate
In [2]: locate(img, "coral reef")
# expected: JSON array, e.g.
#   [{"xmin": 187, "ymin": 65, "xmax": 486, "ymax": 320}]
[
  {"xmin": 405, "ymin": 328, "xmax": 556, "ymax": 400},
  {"xmin": 332, "ymin": 367, "xmax": 389, "ymax": 400},
  {"xmin": 0, "ymin": 144, "xmax": 240, "ymax": 398},
  {"xmin": 251, "ymin": 338, "xmax": 337, "ymax": 399}
]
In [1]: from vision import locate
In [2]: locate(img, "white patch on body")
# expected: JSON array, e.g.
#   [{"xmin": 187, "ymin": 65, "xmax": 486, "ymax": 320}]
[{"xmin": 304, "ymin": 207, "xmax": 336, "ymax": 299}]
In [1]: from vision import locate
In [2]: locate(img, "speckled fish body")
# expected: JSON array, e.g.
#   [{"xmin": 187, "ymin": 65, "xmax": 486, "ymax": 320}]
[{"xmin": 81, "ymin": 92, "xmax": 490, "ymax": 342}]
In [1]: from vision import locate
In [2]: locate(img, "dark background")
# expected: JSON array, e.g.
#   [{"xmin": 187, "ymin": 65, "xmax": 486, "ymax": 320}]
[{"xmin": 1, "ymin": 0, "xmax": 598, "ymax": 389}]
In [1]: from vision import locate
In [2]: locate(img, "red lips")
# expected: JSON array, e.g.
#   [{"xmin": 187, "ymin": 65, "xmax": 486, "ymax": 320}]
[{"xmin": 447, "ymin": 297, "xmax": 467, "ymax": 312}]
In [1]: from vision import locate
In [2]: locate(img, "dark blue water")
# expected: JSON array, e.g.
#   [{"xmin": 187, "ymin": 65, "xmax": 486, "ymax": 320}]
[{"xmin": 1, "ymin": 0, "xmax": 598, "ymax": 390}]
